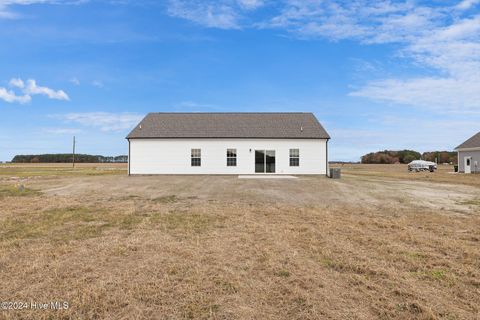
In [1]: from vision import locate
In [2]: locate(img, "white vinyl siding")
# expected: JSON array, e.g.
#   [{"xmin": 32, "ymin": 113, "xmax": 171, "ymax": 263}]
[
  {"xmin": 458, "ymin": 150, "xmax": 480, "ymax": 173},
  {"xmin": 129, "ymin": 138, "xmax": 327, "ymax": 175}
]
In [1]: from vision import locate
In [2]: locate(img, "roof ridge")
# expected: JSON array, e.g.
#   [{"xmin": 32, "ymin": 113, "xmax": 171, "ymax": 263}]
[{"xmin": 456, "ymin": 131, "xmax": 480, "ymax": 149}]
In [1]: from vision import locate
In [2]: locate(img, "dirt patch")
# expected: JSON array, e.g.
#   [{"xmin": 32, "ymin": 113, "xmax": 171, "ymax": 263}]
[{"xmin": 34, "ymin": 172, "xmax": 479, "ymax": 214}]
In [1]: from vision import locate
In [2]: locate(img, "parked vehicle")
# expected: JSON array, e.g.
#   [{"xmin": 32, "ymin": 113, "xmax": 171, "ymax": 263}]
[{"xmin": 408, "ymin": 160, "xmax": 437, "ymax": 172}]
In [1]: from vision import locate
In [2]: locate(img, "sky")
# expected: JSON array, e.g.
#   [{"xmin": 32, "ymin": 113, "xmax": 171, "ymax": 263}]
[{"xmin": 1, "ymin": 0, "xmax": 479, "ymax": 162}]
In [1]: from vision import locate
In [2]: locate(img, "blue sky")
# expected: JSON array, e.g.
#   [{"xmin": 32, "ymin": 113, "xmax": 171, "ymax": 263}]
[{"xmin": 1, "ymin": 0, "xmax": 479, "ymax": 161}]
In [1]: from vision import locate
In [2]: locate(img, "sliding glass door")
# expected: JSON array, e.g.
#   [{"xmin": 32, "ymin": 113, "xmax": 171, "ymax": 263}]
[
  {"xmin": 255, "ymin": 150, "xmax": 265, "ymax": 173},
  {"xmin": 265, "ymin": 150, "xmax": 275, "ymax": 173},
  {"xmin": 255, "ymin": 150, "xmax": 275, "ymax": 173}
]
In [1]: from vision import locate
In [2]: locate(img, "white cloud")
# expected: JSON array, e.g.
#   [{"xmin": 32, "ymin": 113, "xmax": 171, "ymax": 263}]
[
  {"xmin": 432, "ymin": 15, "xmax": 480, "ymax": 42},
  {"xmin": 237, "ymin": 0, "xmax": 264, "ymax": 10},
  {"xmin": 166, "ymin": 0, "xmax": 264, "ymax": 28},
  {"xmin": 263, "ymin": 1, "xmax": 480, "ymax": 113},
  {"xmin": 167, "ymin": 0, "xmax": 240, "ymax": 29},
  {"xmin": 329, "ymin": 117, "xmax": 480, "ymax": 161},
  {"xmin": 43, "ymin": 128, "xmax": 82, "ymax": 134},
  {"xmin": 0, "ymin": 78, "xmax": 69, "ymax": 104},
  {"xmin": 265, "ymin": 1, "xmax": 441, "ymax": 44},
  {"xmin": 53, "ymin": 112, "xmax": 143, "ymax": 132},
  {"xmin": 0, "ymin": 9, "xmax": 16, "ymax": 18},
  {"xmin": 0, "ymin": 0, "xmax": 88, "ymax": 19},
  {"xmin": 24, "ymin": 79, "xmax": 70, "ymax": 100},
  {"xmin": 166, "ymin": 1, "xmax": 480, "ymax": 113},
  {"xmin": 348, "ymin": 13, "xmax": 480, "ymax": 112},
  {"xmin": 9, "ymin": 78, "xmax": 24, "ymax": 88},
  {"xmin": 0, "ymin": 87, "xmax": 31, "ymax": 104},
  {"xmin": 456, "ymin": 0, "xmax": 480, "ymax": 10},
  {"xmin": 350, "ymin": 77, "xmax": 480, "ymax": 113},
  {"xmin": 1, "ymin": 0, "xmax": 54, "ymax": 3}
]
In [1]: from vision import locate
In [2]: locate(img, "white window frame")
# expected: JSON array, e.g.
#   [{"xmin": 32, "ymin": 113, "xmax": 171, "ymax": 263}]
[
  {"xmin": 191, "ymin": 148, "xmax": 201, "ymax": 167},
  {"xmin": 227, "ymin": 148, "xmax": 237, "ymax": 167},
  {"xmin": 289, "ymin": 148, "xmax": 300, "ymax": 167}
]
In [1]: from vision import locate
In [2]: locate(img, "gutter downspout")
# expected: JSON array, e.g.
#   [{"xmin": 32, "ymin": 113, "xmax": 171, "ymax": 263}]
[
  {"xmin": 128, "ymin": 139, "xmax": 131, "ymax": 176},
  {"xmin": 457, "ymin": 150, "xmax": 459, "ymax": 173},
  {"xmin": 326, "ymin": 139, "xmax": 329, "ymax": 177}
]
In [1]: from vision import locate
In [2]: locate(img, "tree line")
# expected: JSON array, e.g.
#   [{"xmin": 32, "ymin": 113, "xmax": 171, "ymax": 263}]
[
  {"xmin": 11, "ymin": 154, "xmax": 128, "ymax": 163},
  {"xmin": 361, "ymin": 150, "xmax": 457, "ymax": 164}
]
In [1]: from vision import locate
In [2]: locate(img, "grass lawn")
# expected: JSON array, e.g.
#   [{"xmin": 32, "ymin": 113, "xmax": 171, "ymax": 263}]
[
  {"xmin": 0, "ymin": 163, "xmax": 127, "ymax": 177},
  {"xmin": 0, "ymin": 163, "xmax": 479, "ymax": 319}
]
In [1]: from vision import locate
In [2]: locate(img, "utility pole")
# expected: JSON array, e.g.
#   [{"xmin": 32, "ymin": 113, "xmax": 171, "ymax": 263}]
[{"xmin": 72, "ymin": 136, "xmax": 76, "ymax": 168}]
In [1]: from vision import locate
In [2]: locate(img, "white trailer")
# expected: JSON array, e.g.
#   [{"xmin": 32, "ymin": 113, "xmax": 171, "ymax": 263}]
[{"xmin": 408, "ymin": 160, "xmax": 437, "ymax": 172}]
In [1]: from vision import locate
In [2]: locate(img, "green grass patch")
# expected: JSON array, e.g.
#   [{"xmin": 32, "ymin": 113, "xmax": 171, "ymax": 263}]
[
  {"xmin": 428, "ymin": 269, "xmax": 447, "ymax": 280},
  {"xmin": 411, "ymin": 268, "xmax": 454, "ymax": 284},
  {"xmin": 0, "ymin": 203, "xmax": 221, "ymax": 245},
  {"xmin": 0, "ymin": 166, "xmax": 126, "ymax": 178},
  {"xmin": 321, "ymin": 258, "xmax": 349, "ymax": 272},
  {"xmin": 275, "ymin": 270, "xmax": 291, "ymax": 277},
  {"xmin": 119, "ymin": 195, "xmax": 143, "ymax": 201},
  {"xmin": 1, "ymin": 207, "xmax": 109, "ymax": 242},
  {"xmin": 321, "ymin": 258, "xmax": 335, "ymax": 268},
  {"xmin": 0, "ymin": 206, "xmax": 145, "ymax": 244},
  {"xmin": 118, "ymin": 214, "xmax": 144, "ymax": 230},
  {"xmin": 457, "ymin": 199, "xmax": 480, "ymax": 206},
  {"xmin": 214, "ymin": 279, "xmax": 238, "ymax": 294},
  {"xmin": 150, "ymin": 211, "xmax": 218, "ymax": 233},
  {"xmin": 152, "ymin": 195, "xmax": 179, "ymax": 204},
  {"xmin": 0, "ymin": 185, "xmax": 40, "ymax": 198},
  {"xmin": 320, "ymin": 257, "xmax": 377, "ymax": 276}
]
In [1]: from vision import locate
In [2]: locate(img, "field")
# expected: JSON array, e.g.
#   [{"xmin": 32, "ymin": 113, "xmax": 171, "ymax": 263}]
[{"xmin": 0, "ymin": 163, "xmax": 479, "ymax": 319}]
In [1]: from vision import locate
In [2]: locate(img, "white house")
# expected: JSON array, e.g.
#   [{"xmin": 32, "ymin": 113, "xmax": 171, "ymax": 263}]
[
  {"xmin": 456, "ymin": 131, "xmax": 480, "ymax": 174},
  {"xmin": 126, "ymin": 113, "xmax": 330, "ymax": 175}
]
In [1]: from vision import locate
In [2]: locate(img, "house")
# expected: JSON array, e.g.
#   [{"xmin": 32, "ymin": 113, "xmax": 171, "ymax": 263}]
[
  {"xmin": 126, "ymin": 112, "xmax": 330, "ymax": 175},
  {"xmin": 455, "ymin": 131, "xmax": 480, "ymax": 174}
]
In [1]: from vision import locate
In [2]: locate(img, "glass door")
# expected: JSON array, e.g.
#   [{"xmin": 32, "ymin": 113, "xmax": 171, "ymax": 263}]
[
  {"xmin": 265, "ymin": 150, "xmax": 276, "ymax": 173},
  {"xmin": 255, "ymin": 150, "xmax": 276, "ymax": 173},
  {"xmin": 255, "ymin": 150, "xmax": 265, "ymax": 173}
]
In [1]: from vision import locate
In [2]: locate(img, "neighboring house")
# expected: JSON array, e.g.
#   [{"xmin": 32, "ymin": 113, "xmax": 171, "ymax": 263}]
[
  {"xmin": 456, "ymin": 132, "xmax": 480, "ymax": 174},
  {"xmin": 126, "ymin": 112, "xmax": 330, "ymax": 175}
]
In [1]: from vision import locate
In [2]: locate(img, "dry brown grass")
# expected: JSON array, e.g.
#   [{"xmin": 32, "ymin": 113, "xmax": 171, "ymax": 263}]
[
  {"xmin": 0, "ymin": 163, "xmax": 127, "ymax": 178},
  {"xmin": 335, "ymin": 163, "xmax": 480, "ymax": 187},
  {"xmin": 0, "ymin": 164, "xmax": 479, "ymax": 319}
]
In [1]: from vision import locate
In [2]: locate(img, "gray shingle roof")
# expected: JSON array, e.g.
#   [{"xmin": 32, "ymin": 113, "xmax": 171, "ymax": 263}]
[
  {"xmin": 456, "ymin": 131, "xmax": 480, "ymax": 149},
  {"xmin": 127, "ymin": 113, "xmax": 330, "ymax": 139}
]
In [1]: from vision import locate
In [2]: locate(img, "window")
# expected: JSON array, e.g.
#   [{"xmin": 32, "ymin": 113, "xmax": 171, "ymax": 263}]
[
  {"xmin": 467, "ymin": 158, "xmax": 471, "ymax": 166},
  {"xmin": 227, "ymin": 148, "xmax": 237, "ymax": 167},
  {"xmin": 289, "ymin": 149, "xmax": 299, "ymax": 166},
  {"xmin": 191, "ymin": 149, "xmax": 201, "ymax": 167}
]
